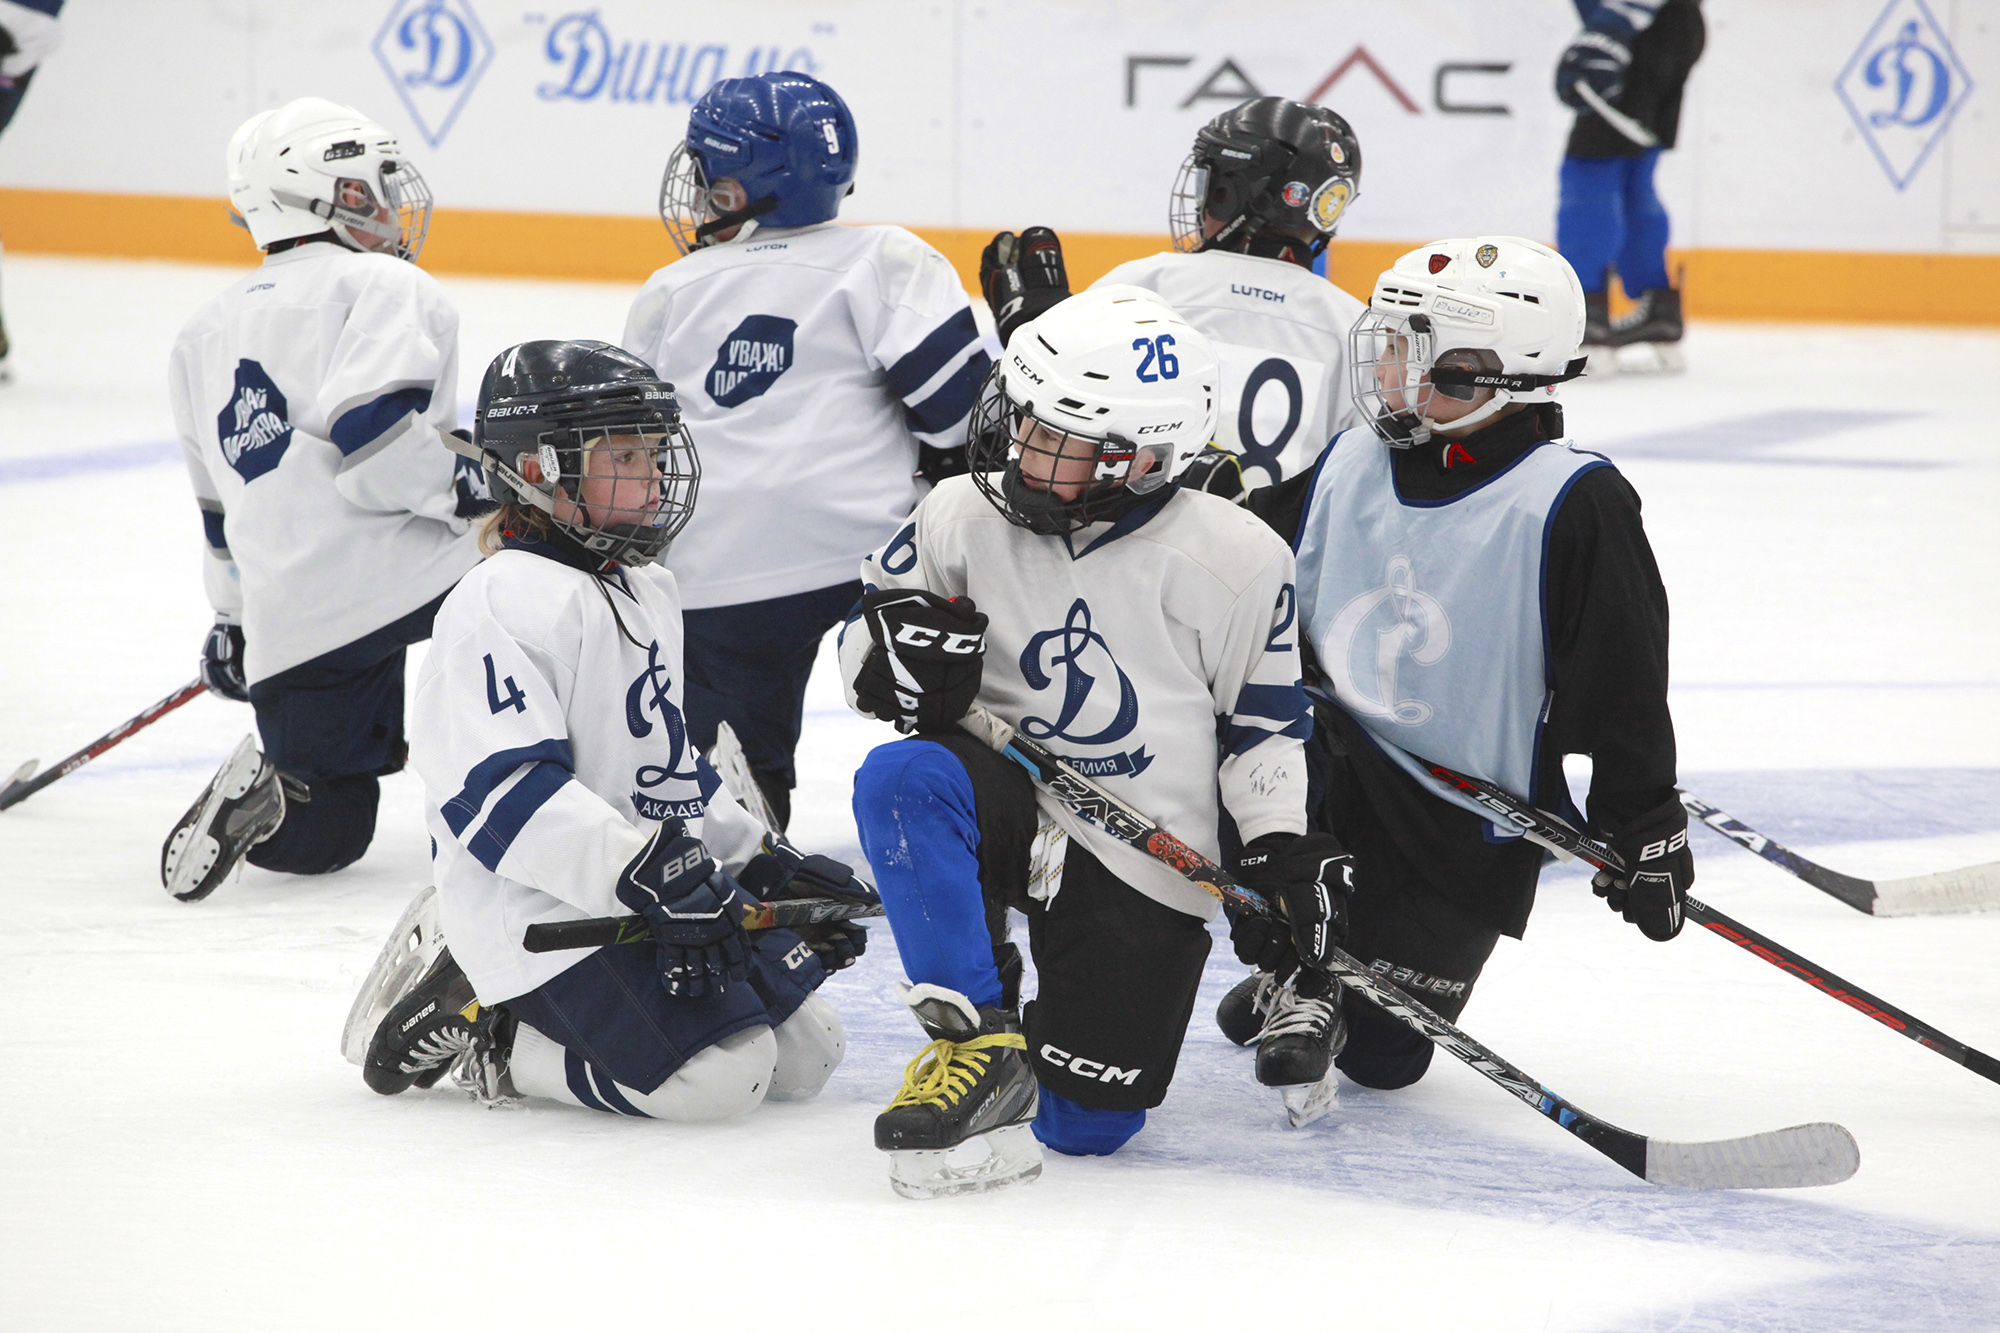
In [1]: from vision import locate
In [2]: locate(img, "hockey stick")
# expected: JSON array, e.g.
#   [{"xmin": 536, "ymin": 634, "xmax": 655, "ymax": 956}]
[
  {"xmin": 523, "ymin": 894, "xmax": 884, "ymax": 953},
  {"xmin": 1422, "ymin": 761, "xmax": 2000, "ymax": 1087},
  {"xmin": 1574, "ymin": 82, "xmax": 1659, "ymax": 148},
  {"xmin": 1677, "ymin": 789, "xmax": 2000, "ymax": 917},
  {"xmin": 0, "ymin": 678, "xmax": 207, "ymax": 812},
  {"xmin": 954, "ymin": 705, "xmax": 1857, "ymax": 1189}
]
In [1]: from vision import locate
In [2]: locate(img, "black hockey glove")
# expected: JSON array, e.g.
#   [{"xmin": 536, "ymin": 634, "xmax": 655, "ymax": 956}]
[
  {"xmin": 737, "ymin": 835, "xmax": 880, "ymax": 972},
  {"xmin": 1556, "ymin": 12, "xmax": 1635, "ymax": 112},
  {"xmin": 1594, "ymin": 797, "xmax": 1693, "ymax": 942},
  {"xmin": 1179, "ymin": 446, "xmax": 1247, "ymax": 502},
  {"xmin": 199, "ymin": 618, "xmax": 250, "ymax": 703},
  {"xmin": 617, "ymin": 818, "xmax": 753, "ymax": 998},
  {"xmin": 1230, "ymin": 831, "xmax": 1355, "ymax": 978},
  {"xmin": 853, "ymin": 588, "xmax": 988, "ymax": 735},
  {"xmin": 979, "ymin": 227, "xmax": 1070, "ymax": 346}
]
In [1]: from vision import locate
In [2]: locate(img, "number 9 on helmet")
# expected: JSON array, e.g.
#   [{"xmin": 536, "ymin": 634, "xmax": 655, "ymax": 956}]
[{"xmin": 966, "ymin": 286, "xmax": 1221, "ymax": 536}]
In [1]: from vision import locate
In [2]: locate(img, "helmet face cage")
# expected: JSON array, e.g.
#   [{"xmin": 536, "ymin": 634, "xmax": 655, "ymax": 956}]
[
  {"xmin": 500, "ymin": 419, "xmax": 701, "ymax": 568},
  {"xmin": 325, "ymin": 158, "xmax": 433, "ymax": 261},
  {"xmin": 1349, "ymin": 310, "xmax": 1507, "ymax": 449},
  {"xmin": 658, "ymin": 140, "xmax": 711, "ymax": 256},
  {"xmin": 966, "ymin": 366, "xmax": 1168, "ymax": 536},
  {"xmin": 1168, "ymin": 153, "xmax": 1210, "ymax": 253}
]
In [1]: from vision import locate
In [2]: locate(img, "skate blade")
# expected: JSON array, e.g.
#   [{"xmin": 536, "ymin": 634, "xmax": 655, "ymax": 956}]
[
  {"xmin": 1281, "ymin": 1073, "xmax": 1340, "ymax": 1130},
  {"xmin": 342, "ymin": 885, "xmax": 445, "ymax": 1066},
  {"xmin": 886, "ymin": 1124, "xmax": 1043, "ymax": 1200},
  {"xmin": 163, "ymin": 734, "xmax": 263, "ymax": 901},
  {"xmin": 1613, "ymin": 342, "xmax": 1686, "ymax": 375}
]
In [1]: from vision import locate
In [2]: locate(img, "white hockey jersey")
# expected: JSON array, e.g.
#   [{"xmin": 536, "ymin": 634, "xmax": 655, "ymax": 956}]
[
  {"xmin": 169, "ymin": 241, "xmax": 480, "ymax": 683},
  {"xmin": 1092, "ymin": 249, "xmax": 1367, "ymax": 487},
  {"xmin": 0, "ymin": 0, "xmax": 62, "ymax": 79},
  {"xmin": 840, "ymin": 478, "xmax": 1309, "ymax": 920},
  {"xmin": 623, "ymin": 222, "xmax": 998, "ymax": 609},
  {"xmin": 409, "ymin": 544, "xmax": 768, "ymax": 1004}
]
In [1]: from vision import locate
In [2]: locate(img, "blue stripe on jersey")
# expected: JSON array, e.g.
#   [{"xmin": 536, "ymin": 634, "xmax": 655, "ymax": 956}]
[
  {"xmin": 1220, "ymin": 714, "xmax": 1313, "ymax": 759},
  {"xmin": 1233, "ymin": 682, "xmax": 1310, "ymax": 725},
  {"xmin": 442, "ymin": 739, "xmax": 576, "ymax": 836},
  {"xmin": 589, "ymin": 1066, "xmax": 649, "ymax": 1117},
  {"xmin": 329, "ymin": 386, "xmax": 434, "ymax": 456},
  {"xmin": 467, "ymin": 761, "xmax": 571, "ymax": 872},
  {"xmin": 905, "ymin": 352, "xmax": 993, "ymax": 435},
  {"xmin": 885, "ymin": 307, "xmax": 979, "ymax": 399},
  {"xmin": 200, "ymin": 508, "xmax": 229, "ymax": 553},
  {"xmin": 14, "ymin": 0, "xmax": 63, "ymax": 16},
  {"xmin": 565, "ymin": 1051, "xmax": 611, "ymax": 1112},
  {"xmin": 693, "ymin": 753, "xmax": 724, "ymax": 804}
]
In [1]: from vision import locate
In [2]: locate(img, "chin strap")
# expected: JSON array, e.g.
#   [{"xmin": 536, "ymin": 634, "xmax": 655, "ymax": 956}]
[
  {"xmin": 694, "ymin": 194, "xmax": 780, "ymax": 244},
  {"xmin": 1430, "ymin": 357, "xmax": 1588, "ymax": 394}
]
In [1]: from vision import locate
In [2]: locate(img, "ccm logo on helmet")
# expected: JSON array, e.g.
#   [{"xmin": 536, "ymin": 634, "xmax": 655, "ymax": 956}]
[
  {"xmin": 1135, "ymin": 420, "xmax": 1184, "ymax": 435},
  {"xmin": 892, "ymin": 624, "xmax": 983, "ymax": 654},
  {"xmin": 1039, "ymin": 1043, "xmax": 1142, "ymax": 1085},
  {"xmin": 1008, "ymin": 354, "xmax": 1045, "ymax": 385}
]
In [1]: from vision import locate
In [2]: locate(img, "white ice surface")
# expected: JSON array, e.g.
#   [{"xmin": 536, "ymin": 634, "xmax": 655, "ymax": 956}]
[{"xmin": 3, "ymin": 257, "xmax": 1999, "ymax": 1331}]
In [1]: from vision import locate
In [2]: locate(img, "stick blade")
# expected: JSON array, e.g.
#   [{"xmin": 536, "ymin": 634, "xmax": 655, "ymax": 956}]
[
  {"xmin": 0, "ymin": 759, "xmax": 40, "ymax": 808},
  {"xmin": 1645, "ymin": 1121, "xmax": 1859, "ymax": 1189},
  {"xmin": 1870, "ymin": 862, "xmax": 2000, "ymax": 917}
]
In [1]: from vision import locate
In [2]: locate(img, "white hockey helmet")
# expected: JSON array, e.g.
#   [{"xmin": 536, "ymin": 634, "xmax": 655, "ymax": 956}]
[
  {"xmin": 1349, "ymin": 236, "xmax": 1587, "ymax": 447},
  {"xmin": 226, "ymin": 98, "xmax": 434, "ymax": 261},
  {"xmin": 967, "ymin": 285, "xmax": 1219, "ymax": 535}
]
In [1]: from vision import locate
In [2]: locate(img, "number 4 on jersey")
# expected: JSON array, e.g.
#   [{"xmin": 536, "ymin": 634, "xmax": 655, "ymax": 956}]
[{"xmin": 484, "ymin": 654, "xmax": 527, "ymax": 715}]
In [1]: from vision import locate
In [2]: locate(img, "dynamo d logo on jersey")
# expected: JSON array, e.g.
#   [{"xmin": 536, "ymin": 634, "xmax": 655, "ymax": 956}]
[
  {"xmin": 626, "ymin": 640, "xmax": 706, "ymax": 820},
  {"xmin": 218, "ymin": 360, "xmax": 295, "ymax": 483},
  {"xmin": 1325, "ymin": 554, "xmax": 1451, "ymax": 727},
  {"xmin": 707, "ymin": 315, "xmax": 798, "ymax": 407},
  {"xmin": 1019, "ymin": 599, "xmax": 1152, "ymax": 777}
]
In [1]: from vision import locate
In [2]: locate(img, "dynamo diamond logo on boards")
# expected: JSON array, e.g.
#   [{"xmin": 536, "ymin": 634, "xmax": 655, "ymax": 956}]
[
  {"xmin": 1835, "ymin": 0, "xmax": 1974, "ymax": 191},
  {"xmin": 373, "ymin": 0, "xmax": 495, "ymax": 148}
]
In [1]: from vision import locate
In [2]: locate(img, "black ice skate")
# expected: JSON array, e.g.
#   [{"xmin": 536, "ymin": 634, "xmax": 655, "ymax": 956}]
[
  {"xmin": 1216, "ymin": 969, "xmax": 1277, "ymax": 1047},
  {"xmin": 1256, "ymin": 973, "xmax": 1348, "ymax": 1129},
  {"xmin": 160, "ymin": 733, "xmax": 286, "ymax": 902},
  {"xmin": 875, "ymin": 983, "xmax": 1041, "ymax": 1200},
  {"xmin": 1609, "ymin": 287, "xmax": 1685, "ymax": 374},
  {"xmin": 342, "ymin": 886, "xmax": 446, "ymax": 1067},
  {"xmin": 1582, "ymin": 289, "xmax": 1613, "ymax": 360},
  {"xmin": 363, "ymin": 947, "xmax": 514, "ymax": 1103}
]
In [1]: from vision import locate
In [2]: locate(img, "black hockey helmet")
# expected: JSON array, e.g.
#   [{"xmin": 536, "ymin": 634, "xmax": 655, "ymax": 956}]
[
  {"xmin": 465, "ymin": 340, "xmax": 700, "ymax": 567},
  {"xmin": 1169, "ymin": 97, "xmax": 1362, "ymax": 263}
]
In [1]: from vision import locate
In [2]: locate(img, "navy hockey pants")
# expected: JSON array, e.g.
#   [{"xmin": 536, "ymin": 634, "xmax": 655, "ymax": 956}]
[
  {"xmin": 246, "ymin": 591, "xmax": 449, "ymax": 875},
  {"xmin": 680, "ymin": 580, "xmax": 863, "ymax": 829},
  {"xmin": 1557, "ymin": 148, "xmax": 1671, "ymax": 295},
  {"xmin": 853, "ymin": 731, "xmax": 1212, "ymax": 1157}
]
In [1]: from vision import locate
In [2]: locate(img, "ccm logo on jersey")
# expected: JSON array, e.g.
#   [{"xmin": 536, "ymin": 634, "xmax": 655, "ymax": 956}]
[
  {"xmin": 1637, "ymin": 829, "xmax": 1688, "ymax": 862},
  {"xmin": 1039, "ymin": 1043, "xmax": 1142, "ymax": 1085},
  {"xmin": 892, "ymin": 624, "xmax": 983, "ymax": 654}
]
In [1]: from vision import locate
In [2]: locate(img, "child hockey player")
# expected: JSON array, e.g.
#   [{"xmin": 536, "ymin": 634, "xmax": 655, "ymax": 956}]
[
  {"xmin": 358, "ymin": 340, "xmax": 874, "ymax": 1120},
  {"xmin": 978, "ymin": 97, "xmax": 1368, "ymax": 493},
  {"xmin": 1221, "ymin": 236, "xmax": 1693, "ymax": 1092},
  {"xmin": 0, "ymin": 0, "xmax": 64, "ymax": 380},
  {"xmin": 623, "ymin": 71, "xmax": 996, "ymax": 829},
  {"xmin": 842, "ymin": 287, "xmax": 1349, "ymax": 1197},
  {"xmin": 163, "ymin": 97, "xmax": 482, "ymax": 902}
]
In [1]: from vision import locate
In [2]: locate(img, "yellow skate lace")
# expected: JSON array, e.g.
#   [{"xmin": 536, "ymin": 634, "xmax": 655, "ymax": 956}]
[{"xmin": 885, "ymin": 1033, "xmax": 1026, "ymax": 1111}]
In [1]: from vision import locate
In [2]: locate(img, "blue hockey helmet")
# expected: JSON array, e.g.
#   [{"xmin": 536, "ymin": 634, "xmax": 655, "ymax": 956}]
[{"xmin": 659, "ymin": 72, "xmax": 858, "ymax": 254}]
